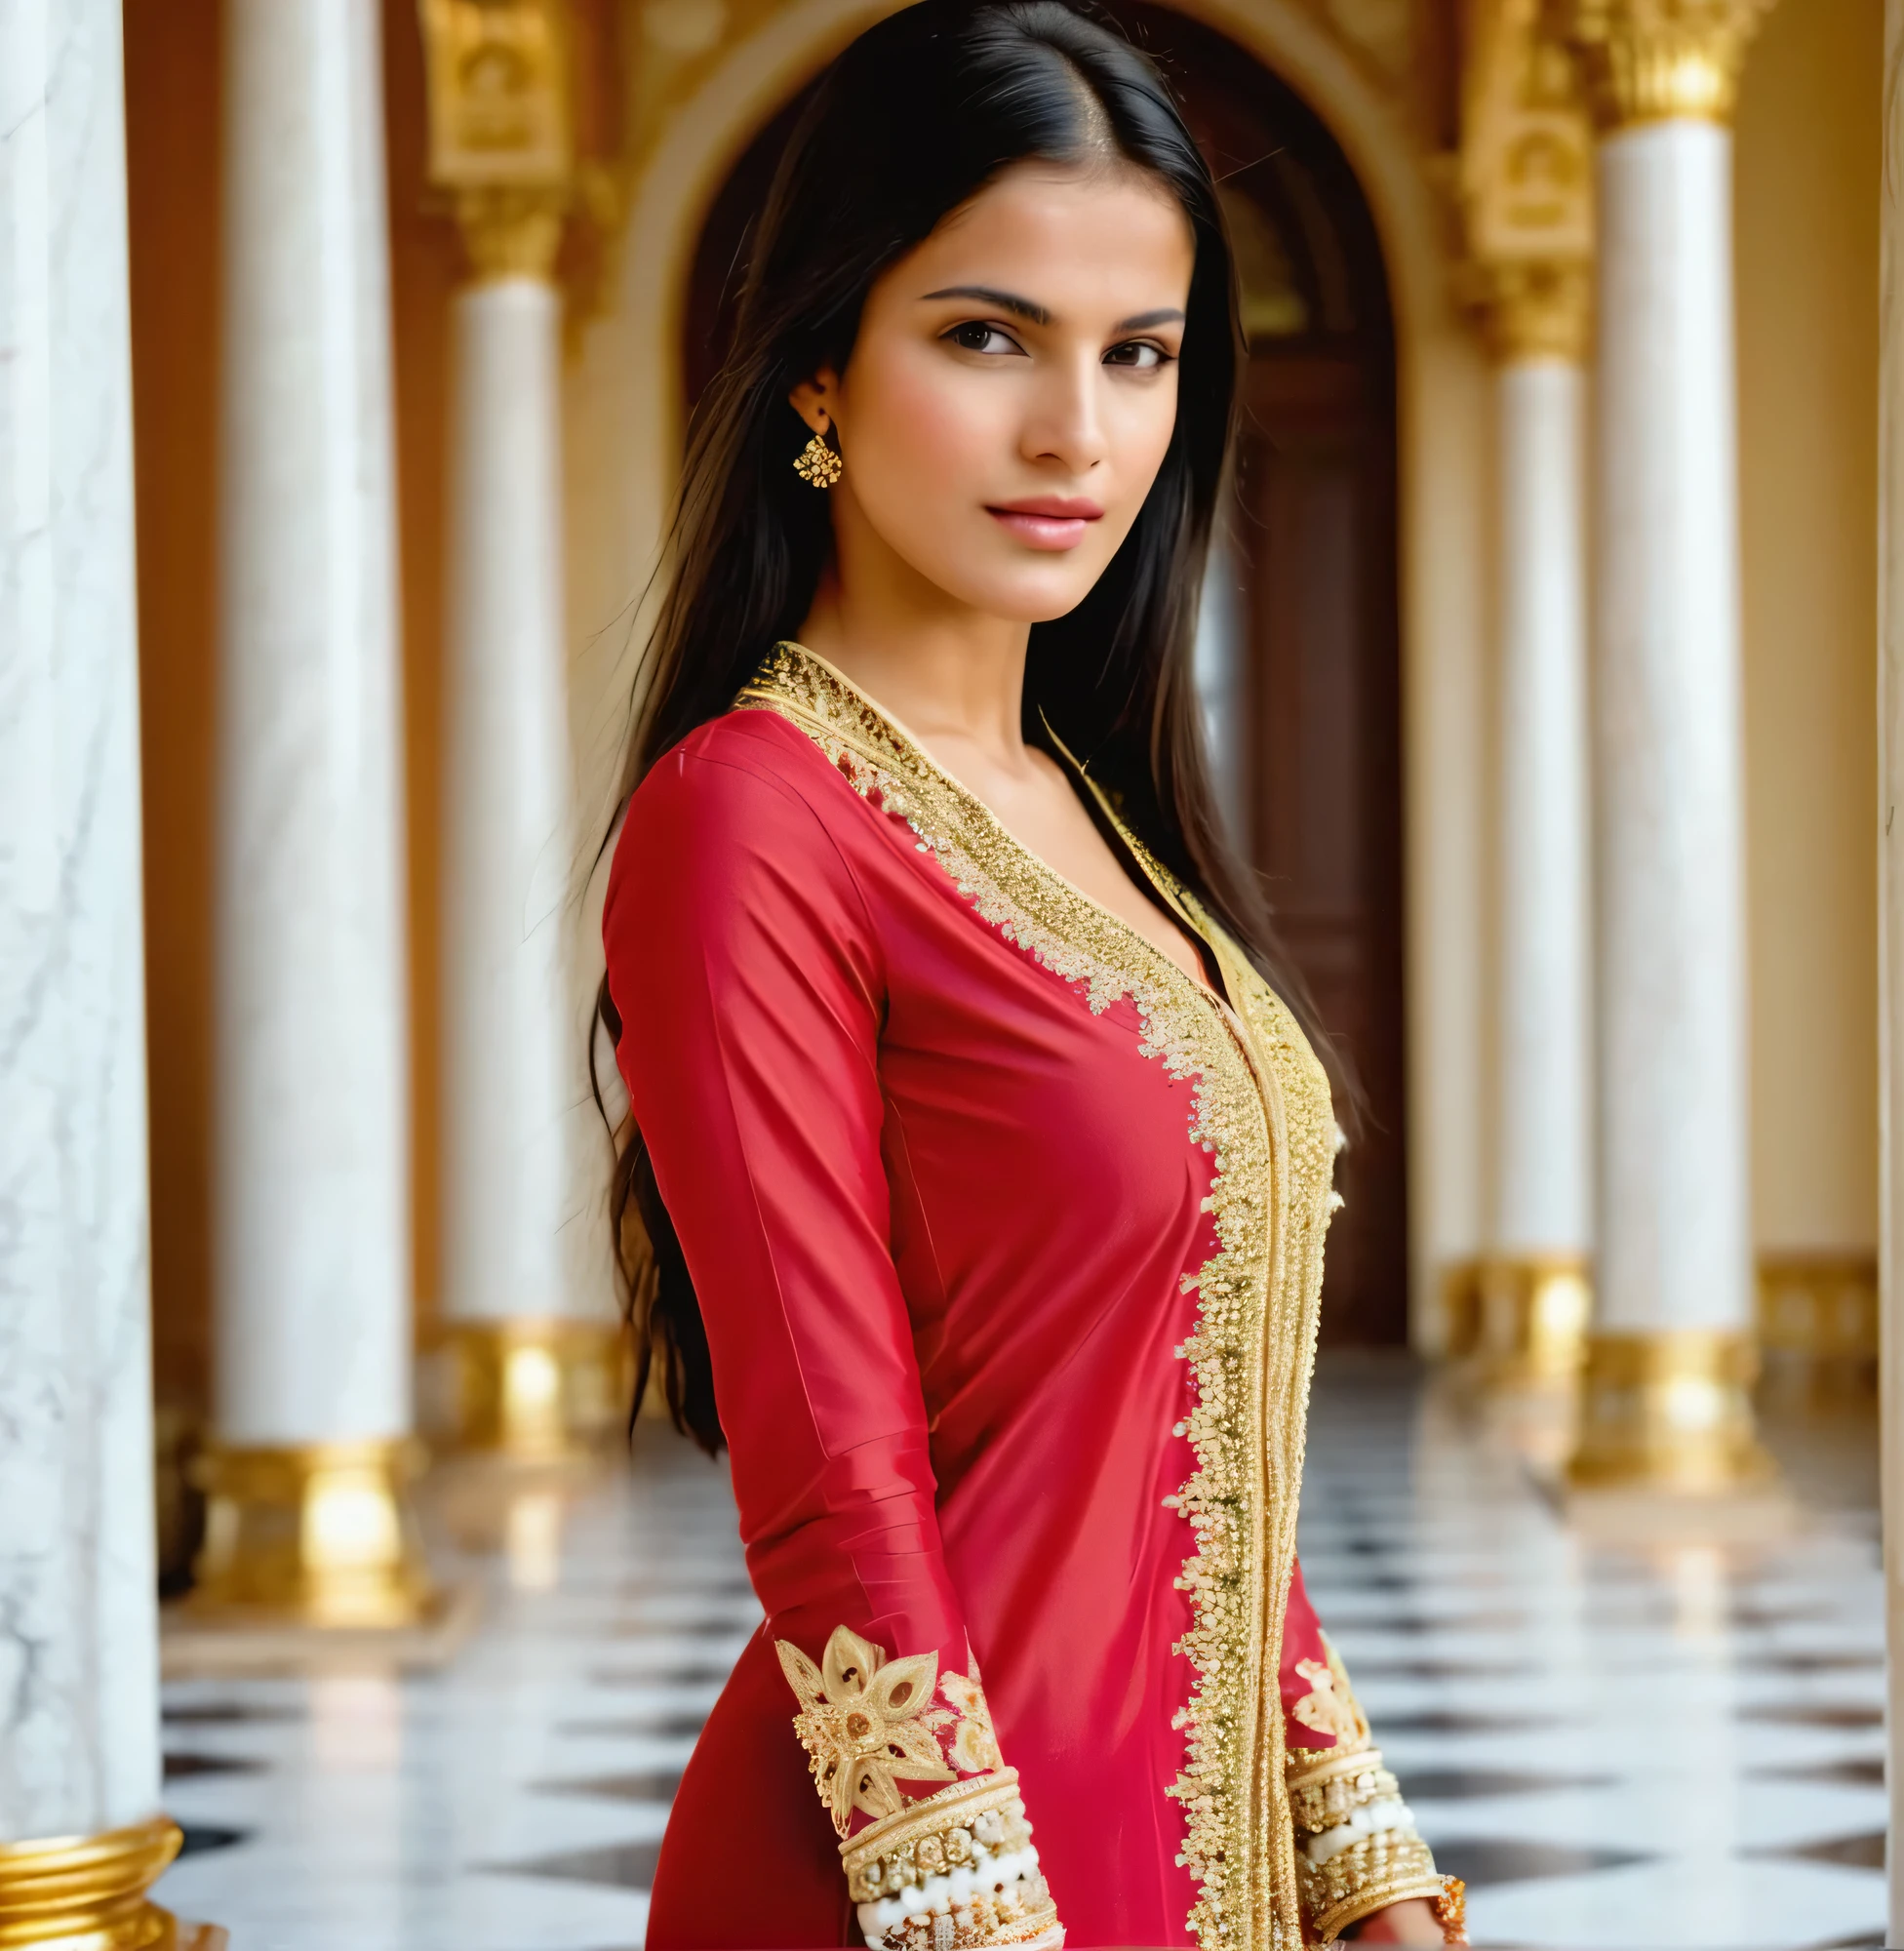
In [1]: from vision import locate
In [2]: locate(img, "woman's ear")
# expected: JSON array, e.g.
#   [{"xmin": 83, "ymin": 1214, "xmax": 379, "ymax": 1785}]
[{"xmin": 788, "ymin": 368, "xmax": 841, "ymax": 437}]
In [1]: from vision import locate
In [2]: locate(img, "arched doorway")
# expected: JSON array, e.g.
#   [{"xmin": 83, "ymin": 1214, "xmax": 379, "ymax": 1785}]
[{"xmin": 682, "ymin": 10, "xmax": 1406, "ymax": 1344}]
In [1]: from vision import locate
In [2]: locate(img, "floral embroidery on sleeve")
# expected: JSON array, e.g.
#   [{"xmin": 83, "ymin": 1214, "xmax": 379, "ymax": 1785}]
[
  {"xmin": 777, "ymin": 1627, "xmax": 1062, "ymax": 1951},
  {"xmin": 938, "ymin": 1664, "xmax": 1005, "ymax": 1773},
  {"xmin": 776, "ymin": 1626, "xmax": 956, "ymax": 1833}
]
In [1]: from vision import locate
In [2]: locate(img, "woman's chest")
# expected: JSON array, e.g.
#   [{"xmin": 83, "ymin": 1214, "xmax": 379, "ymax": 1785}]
[{"xmin": 870, "ymin": 891, "xmax": 1238, "ymax": 1369}]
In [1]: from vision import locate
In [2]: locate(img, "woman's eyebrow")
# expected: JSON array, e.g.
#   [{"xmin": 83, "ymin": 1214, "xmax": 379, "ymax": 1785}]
[
  {"xmin": 920, "ymin": 285, "xmax": 1051, "ymax": 325},
  {"xmin": 919, "ymin": 288, "xmax": 1186, "ymax": 337}
]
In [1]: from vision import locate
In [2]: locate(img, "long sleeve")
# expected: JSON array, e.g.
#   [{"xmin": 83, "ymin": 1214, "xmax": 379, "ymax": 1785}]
[
  {"xmin": 1280, "ymin": 1562, "xmax": 1462, "ymax": 1943},
  {"xmin": 606, "ymin": 728, "xmax": 1062, "ymax": 1951}
]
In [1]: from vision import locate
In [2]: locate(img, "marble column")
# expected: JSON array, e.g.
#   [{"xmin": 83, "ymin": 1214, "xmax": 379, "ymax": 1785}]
[
  {"xmin": 197, "ymin": 0, "xmax": 431, "ymax": 1621},
  {"xmin": 437, "ymin": 236, "xmax": 618, "ymax": 1461},
  {"xmin": 0, "ymin": 0, "xmax": 192, "ymax": 1936},
  {"xmin": 1877, "ymin": 0, "xmax": 1904, "ymax": 1919},
  {"xmin": 1476, "ymin": 269, "xmax": 1594, "ymax": 1393},
  {"xmin": 1557, "ymin": 0, "xmax": 1777, "ymax": 1496},
  {"xmin": 419, "ymin": 3, "xmax": 620, "ymax": 1463}
]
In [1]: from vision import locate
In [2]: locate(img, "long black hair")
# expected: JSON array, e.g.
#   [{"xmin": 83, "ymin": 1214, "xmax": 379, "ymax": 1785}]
[{"xmin": 593, "ymin": 0, "xmax": 1337, "ymax": 1456}]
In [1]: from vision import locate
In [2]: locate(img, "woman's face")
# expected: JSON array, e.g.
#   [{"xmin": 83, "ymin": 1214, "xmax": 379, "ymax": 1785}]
[{"xmin": 794, "ymin": 161, "xmax": 1197, "ymax": 625}]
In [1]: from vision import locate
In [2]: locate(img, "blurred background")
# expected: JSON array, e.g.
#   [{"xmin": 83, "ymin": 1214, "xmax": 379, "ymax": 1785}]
[{"xmin": 3, "ymin": 0, "xmax": 1894, "ymax": 1947}]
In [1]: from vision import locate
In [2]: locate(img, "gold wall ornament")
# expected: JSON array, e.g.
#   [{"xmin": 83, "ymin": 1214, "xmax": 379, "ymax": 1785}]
[
  {"xmin": 418, "ymin": 0, "xmax": 574, "ymax": 279},
  {"xmin": 1546, "ymin": 0, "xmax": 1778, "ymax": 130},
  {"xmin": 431, "ymin": 1316, "xmax": 627, "ymax": 1459},
  {"xmin": 0, "ymin": 1816, "xmax": 184, "ymax": 1949},
  {"xmin": 188, "ymin": 1436, "xmax": 435, "ymax": 1627},
  {"xmin": 1458, "ymin": 0, "xmax": 1595, "ymax": 363},
  {"xmin": 1565, "ymin": 1328, "xmax": 1776, "ymax": 1493}
]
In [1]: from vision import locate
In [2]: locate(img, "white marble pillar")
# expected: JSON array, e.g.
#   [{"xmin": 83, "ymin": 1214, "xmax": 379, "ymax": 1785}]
[
  {"xmin": 1877, "ymin": 0, "xmax": 1904, "ymax": 1920},
  {"xmin": 198, "ymin": 0, "xmax": 429, "ymax": 1620},
  {"xmin": 1559, "ymin": 2, "xmax": 1776, "ymax": 1495},
  {"xmin": 1477, "ymin": 288, "xmax": 1594, "ymax": 1389},
  {"xmin": 0, "ymin": 0, "xmax": 184, "ymax": 1925},
  {"xmin": 414, "ymin": 0, "xmax": 619, "ymax": 1459},
  {"xmin": 437, "ymin": 265, "xmax": 614, "ymax": 1457}
]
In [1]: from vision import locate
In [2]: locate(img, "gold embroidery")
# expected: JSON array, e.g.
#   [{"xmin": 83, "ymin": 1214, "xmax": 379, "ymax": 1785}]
[
  {"xmin": 1290, "ymin": 1640, "xmax": 1371, "ymax": 1749},
  {"xmin": 776, "ymin": 1624, "xmax": 956, "ymax": 1834},
  {"xmin": 737, "ymin": 644, "xmax": 1340, "ymax": 1951},
  {"xmin": 939, "ymin": 1664, "xmax": 1005, "ymax": 1774}
]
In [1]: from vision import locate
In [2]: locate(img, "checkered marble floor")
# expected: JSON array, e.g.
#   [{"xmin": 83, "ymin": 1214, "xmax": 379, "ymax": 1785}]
[{"xmin": 152, "ymin": 1354, "xmax": 1886, "ymax": 1950}]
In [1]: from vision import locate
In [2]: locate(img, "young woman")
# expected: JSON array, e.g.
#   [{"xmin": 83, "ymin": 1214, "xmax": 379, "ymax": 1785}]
[{"xmin": 599, "ymin": 6, "xmax": 1463, "ymax": 1946}]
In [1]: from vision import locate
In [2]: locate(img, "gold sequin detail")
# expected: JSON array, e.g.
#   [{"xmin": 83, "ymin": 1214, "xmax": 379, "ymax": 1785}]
[{"xmin": 735, "ymin": 643, "xmax": 1339, "ymax": 1951}]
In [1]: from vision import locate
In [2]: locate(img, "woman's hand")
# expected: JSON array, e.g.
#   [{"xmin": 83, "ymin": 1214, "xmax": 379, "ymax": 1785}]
[{"xmin": 1342, "ymin": 1896, "xmax": 1449, "ymax": 1945}]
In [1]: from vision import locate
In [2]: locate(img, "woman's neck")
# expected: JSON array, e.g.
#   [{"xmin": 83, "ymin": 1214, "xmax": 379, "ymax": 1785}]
[{"xmin": 794, "ymin": 560, "xmax": 1034, "ymax": 774}]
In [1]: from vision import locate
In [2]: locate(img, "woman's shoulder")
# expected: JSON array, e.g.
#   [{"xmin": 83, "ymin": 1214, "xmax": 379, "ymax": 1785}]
[
  {"xmin": 622, "ymin": 707, "xmax": 871, "ymax": 851},
  {"xmin": 607, "ymin": 707, "xmax": 881, "ymax": 932}
]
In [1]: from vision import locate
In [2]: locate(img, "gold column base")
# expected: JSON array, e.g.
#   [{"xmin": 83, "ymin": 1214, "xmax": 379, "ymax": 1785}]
[
  {"xmin": 188, "ymin": 1436, "xmax": 435, "ymax": 1627},
  {"xmin": 0, "ymin": 1815, "xmax": 191, "ymax": 1950},
  {"xmin": 1566, "ymin": 1329, "xmax": 1778, "ymax": 1494},
  {"xmin": 1473, "ymin": 1254, "xmax": 1591, "ymax": 1388},
  {"xmin": 432, "ymin": 1317, "xmax": 626, "ymax": 1461},
  {"xmin": 1437, "ymin": 1258, "xmax": 1483, "ymax": 1359}
]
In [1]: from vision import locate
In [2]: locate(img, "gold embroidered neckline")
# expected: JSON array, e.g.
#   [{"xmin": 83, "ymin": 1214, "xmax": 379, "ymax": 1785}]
[
  {"xmin": 735, "ymin": 640, "xmax": 1339, "ymax": 1951},
  {"xmin": 759, "ymin": 641, "xmax": 1227, "ymax": 1011}
]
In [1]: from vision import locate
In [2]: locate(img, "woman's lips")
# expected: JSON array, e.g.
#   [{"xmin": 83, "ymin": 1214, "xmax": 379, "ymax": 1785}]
[{"xmin": 986, "ymin": 498, "xmax": 1103, "ymax": 552}]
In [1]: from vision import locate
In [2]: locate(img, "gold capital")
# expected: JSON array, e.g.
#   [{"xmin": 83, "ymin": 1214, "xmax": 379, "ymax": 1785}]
[
  {"xmin": 419, "ymin": 0, "xmax": 574, "ymax": 282},
  {"xmin": 1465, "ymin": 257, "xmax": 1593, "ymax": 362},
  {"xmin": 454, "ymin": 186, "xmax": 567, "ymax": 280},
  {"xmin": 1547, "ymin": 0, "xmax": 1777, "ymax": 130}
]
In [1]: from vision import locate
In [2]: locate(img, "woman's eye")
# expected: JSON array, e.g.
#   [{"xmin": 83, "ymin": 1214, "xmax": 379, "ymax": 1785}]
[
  {"xmin": 945, "ymin": 321, "xmax": 1020, "ymax": 355},
  {"xmin": 1105, "ymin": 339, "xmax": 1170, "ymax": 371}
]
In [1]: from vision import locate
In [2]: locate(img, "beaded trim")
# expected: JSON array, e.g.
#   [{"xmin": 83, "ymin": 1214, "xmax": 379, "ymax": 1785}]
[
  {"xmin": 734, "ymin": 644, "xmax": 1340, "ymax": 1951},
  {"xmin": 1296, "ymin": 1828, "xmax": 1444, "ymax": 1944},
  {"xmin": 844, "ymin": 1770, "xmax": 1059, "ymax": 1951}
]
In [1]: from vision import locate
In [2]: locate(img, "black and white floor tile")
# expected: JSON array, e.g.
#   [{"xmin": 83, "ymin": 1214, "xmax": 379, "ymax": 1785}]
[{"xmin": 153, "ymin": 1355, "xmax": 1886, "ymax": 1950}]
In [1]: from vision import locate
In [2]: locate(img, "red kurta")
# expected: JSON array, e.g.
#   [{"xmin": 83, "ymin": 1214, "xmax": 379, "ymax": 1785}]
[{"xmin": 605, "ymin": 645, "xmax": 1445, "ymax": 1951}]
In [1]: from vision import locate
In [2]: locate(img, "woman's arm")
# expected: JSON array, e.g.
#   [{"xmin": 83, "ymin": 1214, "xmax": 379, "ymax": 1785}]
[
  {"xmin": 1281, "ymin": 1563, "xmax": 1466, "ymax": 1946},
  {"xmin": 607, "ymin": 730, "xmax": 1061, "ymax": 1951}
]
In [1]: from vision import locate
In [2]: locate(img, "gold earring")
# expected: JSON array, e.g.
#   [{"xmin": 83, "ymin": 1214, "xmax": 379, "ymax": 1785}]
[{"xmin": 794, "ymin": 430, "xmax": 843, "ymax": 488}]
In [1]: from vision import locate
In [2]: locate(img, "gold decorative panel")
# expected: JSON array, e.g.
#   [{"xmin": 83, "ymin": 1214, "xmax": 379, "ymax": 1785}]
[
  {"xmin": 1458, "ymin": 0, "xmax": 1594, "ymax": 360},
  {"xmin": 420, "ymin": 0, "xmax": 574, "ymax": 189}
]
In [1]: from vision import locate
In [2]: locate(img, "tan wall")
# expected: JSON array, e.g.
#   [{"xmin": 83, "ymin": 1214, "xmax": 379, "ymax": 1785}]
[
  {"xmin": 125, "ymin": 1, "xmax": 455, "ymax": 1414},
  {"xmin": 1735, "ymin": 0, "xmax": 1883, "ymax": 1254}
]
